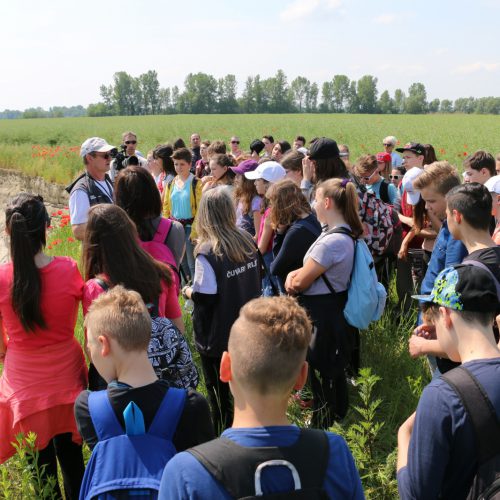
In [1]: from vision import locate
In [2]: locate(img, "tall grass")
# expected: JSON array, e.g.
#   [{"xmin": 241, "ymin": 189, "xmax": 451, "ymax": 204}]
[{"xmin": 1, "ymin": 114, "xmax": 499, "ymax": 183}]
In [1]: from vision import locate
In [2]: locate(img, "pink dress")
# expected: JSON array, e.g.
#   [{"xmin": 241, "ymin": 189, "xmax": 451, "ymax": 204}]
[{"xmin": 0, "ymin": 257, "xmax": 87, "ymax": 463}]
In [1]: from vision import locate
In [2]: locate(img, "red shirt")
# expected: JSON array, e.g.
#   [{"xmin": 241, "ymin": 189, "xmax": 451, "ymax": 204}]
[{"xmin": 0, "ymin": 257, "xmax": 84, "ymax": 349}]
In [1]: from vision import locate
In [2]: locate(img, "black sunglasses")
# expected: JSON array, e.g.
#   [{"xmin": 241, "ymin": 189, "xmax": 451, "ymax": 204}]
[
  {"xmin": 93, "ymin": 152, "xmax": 112, "ymax": 159},
  {"xmin": 125, "ymin": 140, "xmax": 137, "ymax": 145},
  {"xmin": 383, "ymin": 143, "xmax": 393, "ymax": 147},
  {"xmin": 389, "ymin": 174, "xmax": 401, "ymax": 180},
  {"xmin": 231, "ymin": 140, "xmax": 240, "ymax": 144}
]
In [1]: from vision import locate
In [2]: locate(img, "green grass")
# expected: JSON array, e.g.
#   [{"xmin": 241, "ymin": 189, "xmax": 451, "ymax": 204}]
[{"xmin": 1, "ymin": 113, "xmax": 500, "ymax": 183}]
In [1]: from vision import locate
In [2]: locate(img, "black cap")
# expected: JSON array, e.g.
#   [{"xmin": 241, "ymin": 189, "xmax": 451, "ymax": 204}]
[
  {"xmin": 395, "ymin": 142, "xmax": 426, "ymax": 155},
  {"xmin": 308, "ymin": 138, "xmax": 340, "ymax": 160},
  {"xmin": 250, "ymin": 139, "xmax": 265, "ymax": 155},
  {"xmin": 413, "ymin": 264, "xmax": 499, "ymax": 313}
]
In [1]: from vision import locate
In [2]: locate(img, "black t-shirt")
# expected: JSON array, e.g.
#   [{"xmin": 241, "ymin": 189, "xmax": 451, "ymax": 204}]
[
  {"xmin": 438, "ymin": 246, "xmax": 500, "ymax": 374},
  {"xmin": 74, "ymin": 380, "xmax": 215, "ymax": 451},
  {"xmin": 463, "ymin": 246, "xmax": 500, "ymax": 283},
  {"xmin": 271, "ymin": 214, "xmax": 322, "ymax": 284}
]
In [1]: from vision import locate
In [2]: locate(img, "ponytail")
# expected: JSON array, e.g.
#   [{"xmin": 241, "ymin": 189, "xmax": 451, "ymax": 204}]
[
  {"xmin": 6, "ymin": 194, "xmax": 48, "ymax": 332},
  {"xmin": 318, "ymin": 178, "xmax": 364, "ymax": 238}
]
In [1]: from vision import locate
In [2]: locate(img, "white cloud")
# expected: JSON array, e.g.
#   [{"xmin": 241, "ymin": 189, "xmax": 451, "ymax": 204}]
[
  {"xmin": 374, "ymin": 13, "xmax": 396, "ymax": 24},
  {"xmin": 454, "ymin": 62, "xmax": 500, "ymax": 74},
  {"xmin": 280, "ymin": 0, "xmax": 342, "ymax": 21}
]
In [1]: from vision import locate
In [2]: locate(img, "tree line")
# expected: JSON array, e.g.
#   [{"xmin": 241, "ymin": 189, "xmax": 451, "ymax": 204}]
[{"xmin": 3, "ymin": 70, "xmax": 500, "ymax": 119}]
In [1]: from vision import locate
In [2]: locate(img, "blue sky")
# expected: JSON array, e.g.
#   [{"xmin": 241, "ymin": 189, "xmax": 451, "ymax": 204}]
[{"xmin": 2, "ymin": 0, "xmax": 500, "ymax": 109}]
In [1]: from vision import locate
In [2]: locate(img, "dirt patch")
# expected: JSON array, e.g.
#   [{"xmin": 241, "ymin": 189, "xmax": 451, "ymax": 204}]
[{"xmin": 0, "ymin": 169, "xmax": 68, "ymax": 263}]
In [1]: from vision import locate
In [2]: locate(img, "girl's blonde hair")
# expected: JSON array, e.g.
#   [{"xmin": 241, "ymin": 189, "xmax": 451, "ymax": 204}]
[
  {"xmin": 195, "ymin": 188, "xmax": 256, "ymax": 263},
  {"xmin": 317, "ymin": 178, "xmax": 364, "ymax": 238},
  {"xmin": 267, "ymin": 179, "xmax": 311, "ymax": 228}
]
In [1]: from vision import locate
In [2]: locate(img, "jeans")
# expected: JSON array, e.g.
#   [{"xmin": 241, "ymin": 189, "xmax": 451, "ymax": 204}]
[
  {"xmin": 261, "ymin": 251, "xmax": 281, "ymax": 296},
  {"xmin": 181, "ymin": 225, "xmax": 196, "ymax": 283}
]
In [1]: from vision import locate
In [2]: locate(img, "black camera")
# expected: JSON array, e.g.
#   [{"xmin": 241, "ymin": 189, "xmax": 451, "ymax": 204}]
[{"xmin": 110, "ymin": 144, "xmax": 139, "ymax": 171}]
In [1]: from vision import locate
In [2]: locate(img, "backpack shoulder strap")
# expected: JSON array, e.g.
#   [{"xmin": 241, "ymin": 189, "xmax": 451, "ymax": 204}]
[
  {"xmin": 147, "ymin": 387, "xmax": 186, "ymax": 440},
  {"xmin": 461, "ymin": 260, "xmax": 500, "ymax": 300},
  {"xmin": 442, "ymin": 365, "xmax": 500, "ymax": 463},
  {"xmin": 88, "ymin": 390, "xmax": 124, "ymax": 441},
  {"xmin": 153, "ymin": 217, "xmax": 172, "ymax": 243},
  {"xmin": 188, "ymin": 429, "xmax": 329, "ymax": 498},
  {"xmin": 379, "ymin": 180, "xmax": 390, "ymax": 204},
  {"xmin": 192, "ymin": 177, "xmax": 199, "ymax": 211},
  {"xmin": 94, "ymin": 277, "xmax": 110, "ymax": 292}
]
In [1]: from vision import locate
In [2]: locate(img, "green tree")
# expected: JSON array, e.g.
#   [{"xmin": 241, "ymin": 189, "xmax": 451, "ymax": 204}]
[
  {"xmin": 454, "ymin": 97, "xmax": 476, "ymax": 113},
  {"xmin": 378, "ymin": 90, "xmax": 395, "ymax": 114},
  {"xmin": 428, "ymin": 98, "xmax": 440, "ymax": 113},
  {"xmin": 320, "ymin": 81, "xmax": 334, "ymax": 112},
  {"xmin": 393, "ymin": 89, "xmax": 406, "ymax": 114},
  {"xmin": 216, "ymin": 74, "xmax": 238, "ymax": 113},
  {"xmin": 180, "ymin": 73, "xmax": 218, "ymax": 113},
  {"xmin": 357, "ymin": 75, "xmax": 378, "ymax": 113},
  {"xmin": 306, "ymin": 82, "xmax": 319, "ymax": 112},
  {"xmin": 332, "ymin": 75, "xmax": 351, "ymax": 112},
  {"xmin": 87, "ymin": 102, "xmax": 110, "ymax": 117},
  {"xmin": 139, "ymin": 70, "xmax": 161, "ymax": 114},
  {"xmin": 346, "ymin": 81, "xmax": 359, "ymax": 113},
  {"xmin": 266, "ymin": 70, "xmax": 292, "ymax": 113},
  {"xmin": 290, "ymin": 76, "xmax": 310, "ymax": 112},
  {"xmin": 440, "ymin": 99, "xmax": 453, "ymax": 113},
  {"xmin": 405, "ymin": 82, "xmax": 428, "ymax": 114}
]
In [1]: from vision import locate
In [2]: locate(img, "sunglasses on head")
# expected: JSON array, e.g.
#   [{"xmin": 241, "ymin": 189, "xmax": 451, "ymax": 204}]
[
  {"xmin": 389, "ymin": 174, "xmax": 401, "ymax": 180},
  {"xmin": 231, "ymin": 140, "xmax": 240, "ymax": 144},
  {"xmin": 125, "ymin": 140, "xmax": 137, "ymax": 145}
]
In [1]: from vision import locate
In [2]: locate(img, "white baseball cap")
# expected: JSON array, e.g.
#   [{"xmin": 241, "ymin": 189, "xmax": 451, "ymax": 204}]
[
  {"xmin": 402, "ymin": 167, "xmax": 424, "ymax": 205},
  {"xmin": 80, "ymin": 137, "xmax": 115, "ymax": 157},
  {"xmin": 244, "ymin": 161, "xmax": 286, "ymax": 183},
  {"xmin": 485, "ymin": 175, "xmax": 500, "ymax": 195}
]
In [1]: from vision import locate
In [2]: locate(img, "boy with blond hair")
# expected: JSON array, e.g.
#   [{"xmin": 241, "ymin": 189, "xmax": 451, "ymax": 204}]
[
  {"xmin": 75, "ymin": 286, "xmax": 213, "ymax": 464},
  {"xmin": 159, "ymin": 296, "xmax": 363, "ymax": 499}
]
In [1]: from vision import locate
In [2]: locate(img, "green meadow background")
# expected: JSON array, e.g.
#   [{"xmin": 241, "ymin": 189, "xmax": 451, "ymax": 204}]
[{"xmin": 1, "ymin": 113, "xmax": 500, "ymax": 183}]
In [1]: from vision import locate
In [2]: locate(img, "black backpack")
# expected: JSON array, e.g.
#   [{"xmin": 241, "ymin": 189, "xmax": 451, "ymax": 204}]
[
  {"xmin": 188, "ymin": 429, "xmax": 330, "ymax": 499},
  {"xmin": 442, "ymin": 366, "xmax": 500, "ymax": 500}
]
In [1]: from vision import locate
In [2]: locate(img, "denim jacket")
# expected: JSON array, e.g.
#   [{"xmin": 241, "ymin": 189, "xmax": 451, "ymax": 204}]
[{"xmin": 420, "ymin": 220, "xmax": 468, "ymax": 295}]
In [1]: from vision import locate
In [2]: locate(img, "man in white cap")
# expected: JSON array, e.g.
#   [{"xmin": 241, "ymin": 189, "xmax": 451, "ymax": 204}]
[{"xmin": 66, "ymin": 137, "xmax": 115, "ymax": 240}]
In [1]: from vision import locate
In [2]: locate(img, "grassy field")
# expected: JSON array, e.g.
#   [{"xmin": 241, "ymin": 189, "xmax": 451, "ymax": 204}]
[{"xmin": 1, "ymin": 113, "xmax": 500, "ymax": 183}]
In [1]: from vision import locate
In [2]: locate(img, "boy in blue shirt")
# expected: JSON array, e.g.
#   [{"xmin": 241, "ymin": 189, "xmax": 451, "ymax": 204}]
[
  {"xmin": 398, "ymin": 265, "xmax": 500, "ymax": 499},
  {"xmin": 159, "ymin": 296, "xmax": 364, "ymax": 499}
]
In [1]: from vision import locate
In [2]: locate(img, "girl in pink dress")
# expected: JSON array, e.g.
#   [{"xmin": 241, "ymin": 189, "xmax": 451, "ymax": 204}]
[{"xmin": 0, "ymin": 194, "xmax": 87, "ymax": 498}]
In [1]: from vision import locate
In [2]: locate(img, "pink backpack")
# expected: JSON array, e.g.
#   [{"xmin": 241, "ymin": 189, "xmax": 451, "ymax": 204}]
[{"xmin": 139, "ymin": 218, "xmax": 180, "ymax": 295}]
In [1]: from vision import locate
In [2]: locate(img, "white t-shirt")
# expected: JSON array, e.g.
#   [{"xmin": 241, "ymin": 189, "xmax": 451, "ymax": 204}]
[{"xmin": 69, "ymin": 179, "xmax": 113, "ymax": 225}]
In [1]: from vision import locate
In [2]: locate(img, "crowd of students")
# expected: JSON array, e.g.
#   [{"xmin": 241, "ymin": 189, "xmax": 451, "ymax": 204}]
[{"xmin": 0, "ymin": 130, "xmax": 499, "ymax": 499}]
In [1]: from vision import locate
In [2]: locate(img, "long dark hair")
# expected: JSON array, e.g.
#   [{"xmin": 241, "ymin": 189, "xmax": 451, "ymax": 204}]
[
  {"xmin": 153, "ymin": 144, "xmax": 175, "ymax": 176},
  {"xmin": 114, "ymin": 166, "xmax": 162, "ymax": 240},
  {"xmin": 82, "ymin": 204, "xmax": 172, "ymax": 302},
  {"xmin": 314, "ymin": 157, "xmax": 349, "ymax": 183},
  {"xmin": 6, "ymin": 193, "xmax": 49, "ymax": 331}
]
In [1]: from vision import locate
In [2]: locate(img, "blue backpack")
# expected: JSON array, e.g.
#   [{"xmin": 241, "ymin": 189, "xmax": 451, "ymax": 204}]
[
  {"xmin": 321, "ymin": 227, "xmax": 386, "ymax": 330},
  {"xmin": 79, "ymin": 388, "xmax": 186, "ymax": 500}
]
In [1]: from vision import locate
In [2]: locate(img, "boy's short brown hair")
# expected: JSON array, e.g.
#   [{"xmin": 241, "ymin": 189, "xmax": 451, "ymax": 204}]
[
  {"xmin": 228, "ymin": 296, "xmax": 312, "ymax": 395},
  {"xmin": 172, "ymin": 147, "xmax": 192, "ymax": 164},
  {"xmin": 413, "ymin": 161, "xmax": 460, "ymax": 195},
  {"xmin": 463, "ymin": 150, "xmax": 496, "ymax": 177},
  {"xmin": 84, "ymin": 285, "xmax": 151, "ymax": 352},
  {"xmin": 207, "ymin": 140, "xmax": 227, "ymax": 157}
]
